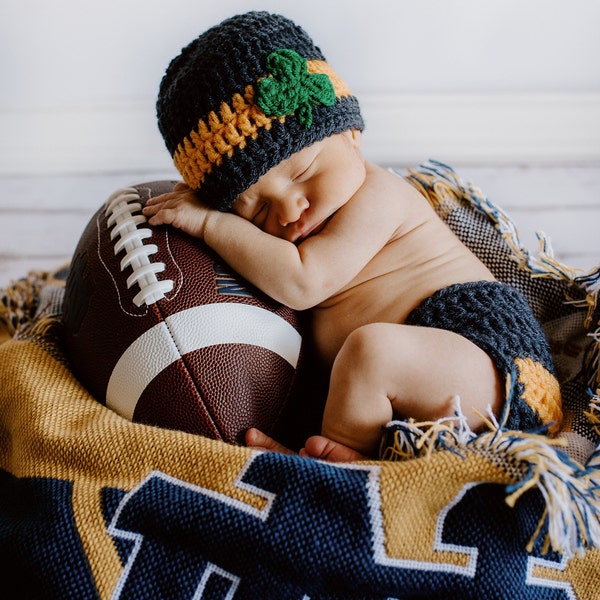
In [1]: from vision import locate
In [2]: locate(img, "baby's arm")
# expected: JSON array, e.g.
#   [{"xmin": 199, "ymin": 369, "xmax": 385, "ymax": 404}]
[
  {"xmin": 144, "ymin": 173, "xmax": 404, "ymax": 310},
  {"xmin": 144, "ymin": 187, "xmax": 334, "ymax": 308},
  {"xmin": 143, "ymin": 185, "xmax": 299, "ymax": 295}
]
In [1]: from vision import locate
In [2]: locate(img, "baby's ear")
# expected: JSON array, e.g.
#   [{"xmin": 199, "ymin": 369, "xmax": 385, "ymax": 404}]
[{"xmin": 348, "ymin": 129, "xmax": 362, "ymax": 148}]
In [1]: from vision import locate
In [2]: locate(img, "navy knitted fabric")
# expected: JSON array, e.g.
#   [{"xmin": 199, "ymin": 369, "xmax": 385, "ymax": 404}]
[
  {"xmin": 156, "ymin": 11, "xmax": 364, "ymax": 211},
  {"xmin": 406, "ymin": 281, "xmax": 559, "ymax": 431}
]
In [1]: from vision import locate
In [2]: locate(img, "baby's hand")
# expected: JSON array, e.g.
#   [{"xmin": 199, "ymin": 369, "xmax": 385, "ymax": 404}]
[{"xmin": 143, "ymin": 182, "xmax": 212, "ymax": 238}]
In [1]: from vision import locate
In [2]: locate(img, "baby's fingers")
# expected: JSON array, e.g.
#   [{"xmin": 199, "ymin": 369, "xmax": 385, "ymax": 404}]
[
  {"xmin": 142, "ymin": 201, "xmax": 161, "ymax": 216},
  {"xmin": 143, "ymin": 201, "xmax": 208, "ymax": 237},
  {"xmin": 145, "ymin": 207, "xmax": 174, "ymax": 227},
  {"xmin": 142, "ymin": 195, "xmax": 181, "ymax": 219},
  {"xmin": 144, "ymin": 192, "xmax": 175, "ymax": 208},
  {"xmin": 142, "ymin": 204, "xmax": 172, "ymax": 226},
  {"xmin": 145, "ymin": 182, "xmax": 188, "ymax": 204}
]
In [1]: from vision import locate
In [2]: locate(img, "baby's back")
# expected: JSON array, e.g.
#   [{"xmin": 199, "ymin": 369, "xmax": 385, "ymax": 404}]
[{"xmin": 311, "ymin": 166, "xmax": 495, "ymax": 366}]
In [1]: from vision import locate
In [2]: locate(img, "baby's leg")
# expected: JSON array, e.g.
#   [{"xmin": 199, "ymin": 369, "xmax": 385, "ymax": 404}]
[{"xmin": 307, "ymin": 322, "xmax": 503, "ymax": 459}]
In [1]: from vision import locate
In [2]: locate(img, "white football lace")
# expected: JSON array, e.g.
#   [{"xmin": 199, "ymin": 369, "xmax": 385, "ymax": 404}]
[{"xmin": 104, "ymin": 188, "xmax": 174, "ymax": 307}]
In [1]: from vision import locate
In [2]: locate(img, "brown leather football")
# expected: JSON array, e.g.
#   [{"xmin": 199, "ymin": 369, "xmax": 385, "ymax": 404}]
[{"xmin": 62, "ymin": 181, "xmax": 305, "ymax": 445}]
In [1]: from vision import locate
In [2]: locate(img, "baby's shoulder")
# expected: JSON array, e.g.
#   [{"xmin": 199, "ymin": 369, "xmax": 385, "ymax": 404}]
[
  {"xmin": 364, "ymin": 163, "xmax": 419, "ymax": 194},
  {"xmin": 361, "ymin": 163, "xmax": 431, "ymax": 214}
]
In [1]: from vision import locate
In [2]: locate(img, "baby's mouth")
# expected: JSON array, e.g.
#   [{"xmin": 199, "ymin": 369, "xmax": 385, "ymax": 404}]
[{"xmin": 294, "ymin": 216, "xmax": 331, "ymax": 244}]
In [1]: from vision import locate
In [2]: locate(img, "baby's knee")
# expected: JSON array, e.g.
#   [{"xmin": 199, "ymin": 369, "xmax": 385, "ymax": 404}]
[
  {"xmin": 341, "ymin": 322, "xmax": 420, "ymax": 365},
  {"xmin": 338, "ymin": 323, "xmax": 390, "ymax": 367}
]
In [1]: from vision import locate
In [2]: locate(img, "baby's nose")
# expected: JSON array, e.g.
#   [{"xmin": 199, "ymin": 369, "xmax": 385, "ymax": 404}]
[{"xmin": 277, "ymin": 197, "xmax": 309, "ymax": 227}]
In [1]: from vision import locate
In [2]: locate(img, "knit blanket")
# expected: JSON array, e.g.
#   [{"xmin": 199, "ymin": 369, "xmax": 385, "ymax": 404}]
[{"xmin": 1, "ymin": 162, "xmax": 599, "ymax": 599}]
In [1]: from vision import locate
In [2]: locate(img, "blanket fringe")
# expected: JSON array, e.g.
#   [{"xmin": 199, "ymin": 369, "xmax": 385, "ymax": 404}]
[
  {"xmin": 0, "ymin": 269, "xmax": 66, "ymax": 347},
  {"xmin": 381, "ymin": 401, "xmax": 600, "ymax": 558},
  {"xmin": 380, "ymin": 396, "xmax": 475, "ymax": 461},
  {"xmin": 476, "ymin": 423, "xmax": 600, "ymax": 558},
  {"xmin": 586, "ymin": 392, "xmax": 600, "ymax": 437},
  {"xmin": 406, "ymin": 160, "xmax": 599, "ymax": 313},
  {"xmin": 463, "ymin": 178, "xmax": 599, "ymax": 319},
  {"xmin": 0, "ymin": 270, "xmax": 49, "ymax": 337}
]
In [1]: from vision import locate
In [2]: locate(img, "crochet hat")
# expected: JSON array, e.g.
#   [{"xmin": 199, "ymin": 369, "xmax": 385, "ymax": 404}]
[{"xmin": 156, "ymin": 11, "xmax": 364, "ymax": 211}]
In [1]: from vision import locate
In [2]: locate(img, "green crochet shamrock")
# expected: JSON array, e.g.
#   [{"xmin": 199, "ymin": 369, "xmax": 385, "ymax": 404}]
[{"xmin": 256, "ymin": 49, "xmax": 336, "ymax": 129}]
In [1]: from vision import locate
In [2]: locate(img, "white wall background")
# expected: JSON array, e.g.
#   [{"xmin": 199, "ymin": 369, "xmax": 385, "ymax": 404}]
[
  {"xmin": 1, "ymin": 0, "xmax": 599, "ymax": 175},
  {"xmin": 0, "ymin": 0, "xmax": 598, "ymax": 285}
]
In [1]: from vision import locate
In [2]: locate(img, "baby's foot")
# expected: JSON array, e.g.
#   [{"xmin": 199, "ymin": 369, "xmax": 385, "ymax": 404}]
[
  {"xmin": 300, "ymin": 435, "xmax": 367, "ymax": 463},
  {"xmin": 245, "ymin": 428, "xmax": 294, "ymax": 454}
]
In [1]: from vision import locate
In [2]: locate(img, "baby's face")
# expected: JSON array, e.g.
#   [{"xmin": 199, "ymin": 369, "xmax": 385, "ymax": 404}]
[{"xmin": 232, "ymin": 131, "xmax": 365, "ymax": 244}]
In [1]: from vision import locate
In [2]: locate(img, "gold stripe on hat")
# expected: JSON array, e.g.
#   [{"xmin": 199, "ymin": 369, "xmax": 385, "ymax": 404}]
[
  {"xmin": 307, "ymin": 60, "xmax": 351, "ymax": 97},
  {"xmin": 173, "ymin": 60, "xmax": 353, "ymax": 191}
]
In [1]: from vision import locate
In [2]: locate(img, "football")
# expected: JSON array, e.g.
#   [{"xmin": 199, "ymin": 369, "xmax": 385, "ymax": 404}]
[{"xmin": 62, "ymin": 181, "xmax": 305, "ymax": 445}]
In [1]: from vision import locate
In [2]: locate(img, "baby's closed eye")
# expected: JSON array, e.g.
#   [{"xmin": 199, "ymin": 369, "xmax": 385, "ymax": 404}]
[
  {"xmin": 292, "ymin": 160, "xmax": 315, "ymax": 183},
  {"xmin": 251, "ymin": 203, "xmax": 269, "ymax": 227}
]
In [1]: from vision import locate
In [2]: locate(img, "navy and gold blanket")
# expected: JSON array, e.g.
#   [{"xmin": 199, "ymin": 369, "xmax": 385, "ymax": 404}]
[{"xmin": 1, "ymin": 162, "xmax": 599, "ymax": 599}]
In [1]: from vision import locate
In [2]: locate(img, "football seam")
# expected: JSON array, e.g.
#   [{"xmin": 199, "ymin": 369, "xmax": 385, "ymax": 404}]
[
  {"xmin": 104, "ymin": 187, "xmax": 174, "ymax": 308},
  {"xmin": 158, "ymin": 304, "xmax": 228, "ymax": 441},
  {"xmin": 158, "ymin": 224, "xmax": 185, "ymax": 301},
  {"xmin": 138, "ymin": 186, "xmax": 185, "ymax": 304},
  {"xmin": 96, "ymin": 210, "xmax": 149, "ymax": 319}
]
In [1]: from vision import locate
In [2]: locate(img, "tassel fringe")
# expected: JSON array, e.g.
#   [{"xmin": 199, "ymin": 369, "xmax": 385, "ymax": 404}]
[
  {"xmin": 0, "ymin": 269, "xmax": 66, "ymax": 346},
  {"xmin": 475, "ymin": 422, "xmax": 600, "ymax": 557},
  {"xmin": 0, "ymin": 270, "xmax": 49, "ymax": 337},
  {"xmin": 382, "ymin": 404, "xmax": 600, "ymax": 558},
  {"xmin": 586, "ymin": 393, "xmax": 600, "ymax": 437},
  {"xmin": 406, "ymin": 160, "xmax": 600, "ymax": 305},
  {"xmin": 380, "ymin": 396, "xmax": 475, "ymax": 461}
]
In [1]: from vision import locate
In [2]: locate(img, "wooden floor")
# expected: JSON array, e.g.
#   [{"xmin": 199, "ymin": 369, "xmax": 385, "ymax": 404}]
[{"xmin": 1, "ymin": 165, "xmax": 598, "ymax": 290}]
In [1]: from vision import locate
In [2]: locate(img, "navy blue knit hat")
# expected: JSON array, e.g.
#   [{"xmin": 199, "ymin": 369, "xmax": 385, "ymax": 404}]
[{"xmin": 156, "ymin": 11, "xmax": 364, "ymax": 211}]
